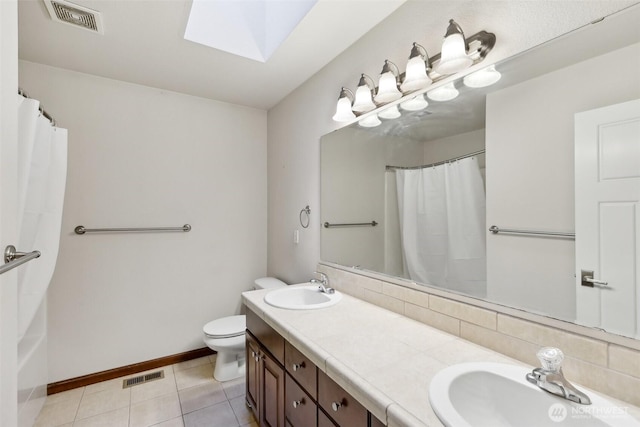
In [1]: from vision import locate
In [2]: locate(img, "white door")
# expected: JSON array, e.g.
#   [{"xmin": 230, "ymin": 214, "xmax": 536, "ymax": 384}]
[
  {"xmin": 0, "ymin": 0, "xmax": 19, "ymax": 424},
  {"xmin": 575, "ymin": 99, "xmax": 640, "ymax": 339}
]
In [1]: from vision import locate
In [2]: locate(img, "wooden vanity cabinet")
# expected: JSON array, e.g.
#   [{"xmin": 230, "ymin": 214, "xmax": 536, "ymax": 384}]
[
  {"xmin": 246, "ymin": 308, "xmax": 385, "ymax": 427},
  {"xmin": 246, "ymin": 310, "xmax": 285, "ymax": 427}
]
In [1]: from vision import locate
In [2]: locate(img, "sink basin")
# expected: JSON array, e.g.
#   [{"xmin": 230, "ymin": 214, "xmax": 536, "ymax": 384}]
[
  {"xmin": 429, "ymin": 363, "xmax": 640, "ymax": 427},
  {"xmin": 264, "ymin": 284, "xmax": 342, "ymax": 310}
]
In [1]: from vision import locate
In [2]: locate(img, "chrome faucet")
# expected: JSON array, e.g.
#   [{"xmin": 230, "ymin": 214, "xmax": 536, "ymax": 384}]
[
  {"xmin": 526, "ymin": 347, "xmax": 591, "ymax": 405},
  {"xmin": 310, "ymin": 272, "xmax": 334, "ymax": 294}
]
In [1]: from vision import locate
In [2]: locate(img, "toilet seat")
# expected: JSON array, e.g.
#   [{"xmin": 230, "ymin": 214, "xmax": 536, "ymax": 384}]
[{"xmin": 203, "ymin": 315, "xmax": 245, "ymax": 338}]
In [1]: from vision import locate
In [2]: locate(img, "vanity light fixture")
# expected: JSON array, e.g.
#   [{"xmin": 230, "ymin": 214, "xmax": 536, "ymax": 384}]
[
  {"xmin": 352, "ymin": 74, "xmax": 378, "ymax": 113},
  {"xmin": 427, "ymin": 82, "xmax": 459, "ymax": 102},
  {"xmin": 378, "ymin": 104, "xmax": 402, "ymax": 119},
  {"xmin": 374, "ymin": 60, "xmax": 403, "ymax": 103},
  {"xmin": 401, "ymin": 43, "xmax": 432, "ymax": 92},
  {"xmin": 435, "ymin": 19, "xmax": 473, "ymax": 75},
  {"xmin": 332, "ymin": 87, "xmax": 356, "ymax": 122},
  {"xmin": 359, "ymin": 113, "xmax": 382, "ymax": 127},
  {"xmin": 330, "ymin": 19, "xmax": 496, "ymax": 122},
  {"xmin": 400, "ymin": 94, "xmax": 429, "ymax": 111},
  {"xmin": 463, "ymin": 64, "xmax": 502, "ymax": 88}
]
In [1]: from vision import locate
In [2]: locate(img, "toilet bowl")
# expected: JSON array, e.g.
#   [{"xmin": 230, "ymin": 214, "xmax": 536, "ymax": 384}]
[{"xmin": 203, "ymin": 277, "xmax": 287, "ymax": 381}]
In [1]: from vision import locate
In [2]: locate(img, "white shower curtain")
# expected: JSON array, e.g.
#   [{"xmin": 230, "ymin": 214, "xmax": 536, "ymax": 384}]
[
  {"xmin": 395, "ymin": 157, "xmax": 486, "ymax": 297},
  {"xmin": 17, "ymin": 95, "xmax": 68, "ymax": 340}
]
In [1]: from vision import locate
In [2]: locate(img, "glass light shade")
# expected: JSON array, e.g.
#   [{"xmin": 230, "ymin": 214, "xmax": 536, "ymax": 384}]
[
  {"xmin": 359, "ymin": 114, "xmax": 381, "ymax": 127},
  {"xmin": 375, "ymin": 72, "xmax": 402, "ymax": 103},
  {"xmin": 352, "ymin": 85, "xmax": 376, "ymax": 113},
  {"xmin": 400, "ymin": 95, "xmax": 428, "ymax": 111},
  {"xmin": 332, "ymin": 96, "xmax": 356, "ymax": 122},
  {"xmin": 378, "ymin": 105, "xmax": 401, "ymax": 119},
  {"xmin": 436, "ymin": 33, "xmax": 472, "ymax": 75},
  {"xmin": 463, "ymin": 65, "xmax": 502, "ymax": 88},
  {"xmin": 401, "ymin": 56, "xmax": 432, "ymax": 92},
  {"xmin": 427, "ymin": 82, "xmax": 459, "ymax": 102}
]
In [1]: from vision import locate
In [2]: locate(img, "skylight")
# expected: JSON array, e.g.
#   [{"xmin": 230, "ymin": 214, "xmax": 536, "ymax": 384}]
[{"xmin": 184, "ymin": 0, "xmax": 318, "ymax": 63}]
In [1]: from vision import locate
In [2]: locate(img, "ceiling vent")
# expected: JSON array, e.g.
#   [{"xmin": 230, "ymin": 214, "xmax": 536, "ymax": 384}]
[{"xmin": 43, "ymin": 0, "xmax": 104, "ymax": 34}]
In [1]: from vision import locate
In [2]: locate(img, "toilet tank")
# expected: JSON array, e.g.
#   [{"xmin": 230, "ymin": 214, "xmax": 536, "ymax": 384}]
[{"xmin": 254, "ymin": 277, "xmax": 287, "ymax": 290}]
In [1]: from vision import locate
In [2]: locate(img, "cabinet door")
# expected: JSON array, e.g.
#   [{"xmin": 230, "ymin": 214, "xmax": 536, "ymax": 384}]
[
  {"xmin": 246, "ymin": 333, "xmax": 261, "ymax": 420},
  {"xmin": 285, "ymin": 373, "xmax": 317, "ymax": 427},
  {"xmin": 261, "ymin": 351, "xmax": 285, "ymax": 427}
]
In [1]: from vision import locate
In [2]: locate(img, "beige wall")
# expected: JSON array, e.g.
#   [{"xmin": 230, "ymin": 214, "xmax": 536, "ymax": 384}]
[
  {"xmin": 486, "ymin": 42, "xmax": 640, "ymax": 321},
  {"xmin": 320, "ymin": 127, "xmax": 422, "ymax": 273},
  {"xmin": 266, "ymin": 0, "xmax": 636, "ymax": 284},
  {"xmin": 19, "ymin": 61, "xmax": 268, "ymax": 382}
]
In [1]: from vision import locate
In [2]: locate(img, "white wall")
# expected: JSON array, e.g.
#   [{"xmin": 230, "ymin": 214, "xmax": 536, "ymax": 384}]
[
  {"xmin": 486, "ymin": 42, "xmax": 640, "ymax": 321},
  {"xmin": 266, "ymin": 0, "xmax": 636, "ymax": 283},
  {"xmin": 1, "ymin": 0, "xmax": 20, "ymax": 424},
  {"xmin": 19, "ymin": 61, "xmax": 268, "ymax": 382}
]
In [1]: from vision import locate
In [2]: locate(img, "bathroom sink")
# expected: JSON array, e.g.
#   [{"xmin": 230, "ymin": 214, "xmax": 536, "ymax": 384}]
[
  {"xmin": 264, "ymin": 284, "xmax": 342, "ymax": 310},
  {"xmin": 429, "ymin": 363, "xmax": 640, "ymax": 427}
]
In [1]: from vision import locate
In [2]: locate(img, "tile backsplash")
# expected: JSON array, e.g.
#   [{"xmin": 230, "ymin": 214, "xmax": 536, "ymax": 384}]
[{"xmin": 318, "ymin": 265, "xmax": 640, "ymax": 407}]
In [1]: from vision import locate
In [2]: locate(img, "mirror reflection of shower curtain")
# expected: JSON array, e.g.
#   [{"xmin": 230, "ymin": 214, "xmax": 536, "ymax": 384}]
[
  {"xmin": 395, "ymin": 157, "xmax": 486, "ymax": 297},
  {"xmin": 17, "ymin": 95, "xmax": 68, "ymax": 340}
]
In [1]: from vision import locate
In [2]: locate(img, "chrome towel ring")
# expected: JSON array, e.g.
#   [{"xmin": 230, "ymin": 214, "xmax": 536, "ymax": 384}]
[{"xmin": 299, "ymin": 205, "xmax": 311, "ymax": 228}]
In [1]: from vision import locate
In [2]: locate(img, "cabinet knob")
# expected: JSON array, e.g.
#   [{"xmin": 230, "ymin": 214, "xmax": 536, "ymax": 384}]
[
  {"xmin": 331, "ymin": 400, "xmax": 343, "ymax": 412},
  {"xmin": 292, "ymin": 362, "xmax": 305, "ymax": 371},
  {"xmin": 292, "ymin": 398, "xmax": 305, "ymax": 408}
]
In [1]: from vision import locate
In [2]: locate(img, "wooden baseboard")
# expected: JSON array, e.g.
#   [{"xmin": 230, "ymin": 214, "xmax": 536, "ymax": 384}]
[{"xmin": 47, "ymin": 347, "xmax": 216, "ymax": 395}]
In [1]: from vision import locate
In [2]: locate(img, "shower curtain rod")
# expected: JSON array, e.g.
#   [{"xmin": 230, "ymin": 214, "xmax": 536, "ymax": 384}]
[
  {"xmin": 386, "ymin": 149, "xmax": 486, "ymax": 171},
  {"xmin": 18, "ymin": 89, "xmax": 56, "ymax": 126}
]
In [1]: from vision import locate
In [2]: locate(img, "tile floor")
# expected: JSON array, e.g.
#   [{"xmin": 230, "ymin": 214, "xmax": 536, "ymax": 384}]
[{"xmin": 34, "ymin": 355, "xmax": 258, "ymax": 427}]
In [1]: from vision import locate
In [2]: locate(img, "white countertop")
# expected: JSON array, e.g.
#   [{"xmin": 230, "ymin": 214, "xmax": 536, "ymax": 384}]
[{"xmin": 242, "ymin": 284, "xmax": 640, "ymax": 427}]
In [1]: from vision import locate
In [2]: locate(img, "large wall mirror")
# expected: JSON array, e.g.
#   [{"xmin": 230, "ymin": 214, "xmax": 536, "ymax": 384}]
[{"xmin": 321, "ymin": 5, "xmax": 640, "ymax": 340}]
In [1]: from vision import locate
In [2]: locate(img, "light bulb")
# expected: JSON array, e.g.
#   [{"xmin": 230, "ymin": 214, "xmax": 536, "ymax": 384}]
[
  {"xmin": 359, "ymin": 114, "xmax": 381, "ymax": 127},
  {"xmin": 401, "ymin": 56, "xmax": 432, "ymax": 92},
  {"xmin": 378, "ymin": 105, "xmax": 401, "ymax": 119},
  {"xmin": 435, "ymin": 19, "xmax": 473, "ymax": 75},
  {"xmin": 332, "ymin": 96, "xmax": 355, "ymax": 122},
  {"xmin": 400, "ymin": 95, "xmax": 428, "ymax": 111},
  {"xmin": 374, "ymin": 60, "xmax": 402, "ymax": 103},
  {"xmin": 427, "ymin": 83, "xmax": 459, "ymax": 102},
  {"xmin": 463, "ymin": 65, "xmax": 501, "ymax": 88},
  {"xmin": 352, "ymin": 74, "xmax": 377, "ymax": 113}
]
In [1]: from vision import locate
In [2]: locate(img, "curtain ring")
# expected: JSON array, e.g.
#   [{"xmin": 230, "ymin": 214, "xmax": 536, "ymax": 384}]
[{"xmin": 299, "ymin": 205, "xmax": 311, "ymax": 229}]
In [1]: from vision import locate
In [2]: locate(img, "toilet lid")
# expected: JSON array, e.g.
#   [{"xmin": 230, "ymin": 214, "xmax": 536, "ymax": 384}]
[{"xmin": 203, "ymin": 315, "xmax": 246, "ymax": 338}]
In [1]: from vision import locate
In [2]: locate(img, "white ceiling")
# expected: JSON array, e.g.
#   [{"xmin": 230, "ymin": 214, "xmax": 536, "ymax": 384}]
[{"xmin": 18, "ymin": 0, "xmax": 406, "ymax": 110}]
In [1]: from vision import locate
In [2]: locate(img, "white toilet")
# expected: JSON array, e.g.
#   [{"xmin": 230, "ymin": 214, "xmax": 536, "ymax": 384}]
[{"xmin": 203, "ymin": 277, "xmax": 287, "ymax": 381}]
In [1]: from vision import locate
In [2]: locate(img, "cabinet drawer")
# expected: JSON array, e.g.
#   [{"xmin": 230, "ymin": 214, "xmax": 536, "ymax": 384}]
[
  {"xmin": 246, "ymin": 309, "xmax": 284, "ymax": 364},
  {"xmin": 285, "ymin": 373, "xmax": 317, "ymax": 427},
  {"xmin": 285, "ymin": 341, "xmax": 317, "ymax": 399},
  {"xmin": 370, "ymin": 413, "xmax": 386, "ymax": 427},
  {"xmin": 318, "ymin": 409, "xmax": 337, "ymax": 427},
  {"xmin": 318, "ymin": 370, "xmax": 368, "ymax": 426}
]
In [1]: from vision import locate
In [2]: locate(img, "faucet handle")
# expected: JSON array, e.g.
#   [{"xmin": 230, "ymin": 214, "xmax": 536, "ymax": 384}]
[
  {"xmin": 537, "ymin": 347, "xmax": 564, "ymax": 373},
  {"xmin": 314, "ymin": 271, "xmax": 327, "ymax": 282}
]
